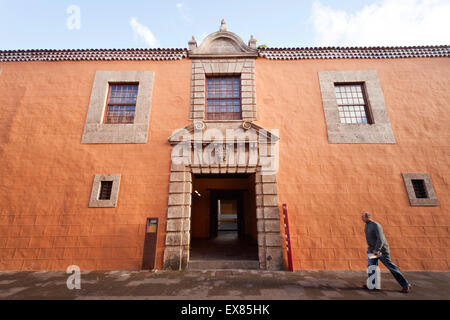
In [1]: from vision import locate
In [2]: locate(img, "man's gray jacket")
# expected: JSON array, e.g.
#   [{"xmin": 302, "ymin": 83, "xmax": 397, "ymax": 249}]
[{"xmin": 364, "ymin": 220, "xmax": 389, "ymax": 253}]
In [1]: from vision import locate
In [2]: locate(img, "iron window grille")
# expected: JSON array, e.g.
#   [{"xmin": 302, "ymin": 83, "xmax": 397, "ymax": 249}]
[
  {"xmin": 206, "ymin": 77, "xmax": 242, "ymax": 120},
  {"xmin": 334, "ymin": 83, "xmax": 373, "ymax": 124},
  {"xmin": 411, "ymin": 179, "xmax": 428, "ymax": 199},
  {"xmin": 104, "ymin": 84, "xmax": 138, "ymax": 124},
  {"xmin": 99, "ymin": 181, "xmax": 113, "ymax": 200}
]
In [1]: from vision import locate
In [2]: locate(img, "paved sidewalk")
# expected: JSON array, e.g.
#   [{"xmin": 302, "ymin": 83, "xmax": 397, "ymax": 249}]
[{"xmin": 0, "ymin": 270, "xmax": 448, "ymax": 300}]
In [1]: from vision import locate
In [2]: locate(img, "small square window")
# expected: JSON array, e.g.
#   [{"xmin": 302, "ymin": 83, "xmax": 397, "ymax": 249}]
[
  {"xmin": 402, "ymin": 173, "xmax": 438, "ymax": 206},
  {"xmin": 411, "ymin": 179, "xmax": 428, "ymax": 199},
  {"xmin": 89, "ymin": 174, "xmax": 121, "ymax": 208},
  {"xmin": 99, "ymin": 181, "xmax": 113, "ymax": 200}
]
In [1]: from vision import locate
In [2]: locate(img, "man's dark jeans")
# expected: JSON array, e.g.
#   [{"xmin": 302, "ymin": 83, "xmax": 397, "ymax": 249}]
[{"xmin": 367, "ymin": 249, "xmax": 409, "ymax": 288}]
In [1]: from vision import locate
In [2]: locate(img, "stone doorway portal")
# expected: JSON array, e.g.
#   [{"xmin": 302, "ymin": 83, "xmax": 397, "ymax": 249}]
[{"xmin": 163, "ymin": 121, "xmax": 284, "ymax": 271}]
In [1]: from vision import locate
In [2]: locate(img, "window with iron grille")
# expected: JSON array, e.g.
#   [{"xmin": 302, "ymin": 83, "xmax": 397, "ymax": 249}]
[
  {"xmin": 334, "ymin": 84, "xmax": 373, "ymax": 124},
  {"xmin": 411, "ymin": 179, "xmax": 428, "ymax": 199},
  {"xmin": 99, "ymin": 181, "xmax": 113, "ymax": 200},
  {"xmin": 104, "ymin": 84, "xmax": 138, "ymax": 124},
  {"xmin": 206, "ymin": 77, "xmax": 242, "ymax": 120}
]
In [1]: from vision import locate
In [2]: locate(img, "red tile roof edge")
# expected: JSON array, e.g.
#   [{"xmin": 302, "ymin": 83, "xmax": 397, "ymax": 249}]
[
  {"xmin": 259, "ymin": 45, "xmax": 450, "ymax": 50},
  {"xmin": 258, "ymin": 45, "xmax": 450, "ymax": 60},
  {"xmin": 0, "ymin": 48, "xmax": 189, "ymax": 62},
  {"xmin": 0, "ymin": 45, "xmax": 448, "ymax": 61}
]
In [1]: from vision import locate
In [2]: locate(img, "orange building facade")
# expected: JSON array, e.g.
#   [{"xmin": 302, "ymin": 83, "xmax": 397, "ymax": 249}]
[{"xmin": 0, "ymin": 23, "xmax": 449, "ymax": 271}]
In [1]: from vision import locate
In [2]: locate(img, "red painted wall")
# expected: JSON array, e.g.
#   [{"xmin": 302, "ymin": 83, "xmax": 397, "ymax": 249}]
[
  {"xmin": 0, "ymin": 60, "xmax": 191, "ymax": 270},
  {"xmin": 255, "ymin": 57, "xmax": 450, "ymax": 271},
  {"xmin": 0, "ymin": 56, "xmax": 449, "ymax": 271}
]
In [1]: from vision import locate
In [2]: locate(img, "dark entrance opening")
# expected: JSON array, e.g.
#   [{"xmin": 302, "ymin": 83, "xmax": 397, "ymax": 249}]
[{"xmin": 189, "ymin": 174, "xmax": 259, "ymax": 269}]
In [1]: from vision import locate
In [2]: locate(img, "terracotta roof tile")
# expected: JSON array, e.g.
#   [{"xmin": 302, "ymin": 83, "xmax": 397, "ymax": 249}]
[
  {"xmin": 0, "ymin": 48, "xmax": 188, "ymax": 62},
  {"xmin": 0, "ymin": 45, "xmax": 448, "ymax": 62},
  {"xmin": 258, "ymin": 45, "xmax": 450, "ymax": 60}
]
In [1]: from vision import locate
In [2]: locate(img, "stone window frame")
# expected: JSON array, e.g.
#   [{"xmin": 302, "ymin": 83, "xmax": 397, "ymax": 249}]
[
  {"xmin": 189, "ymin": 59, "xmax": 256, "ymax": 121},
  {"xmin": 402, "ymin": 173, "xmax": 439, "ymax": 206},
  {"xmin": 318, "ymin": 70, "xmax": 396, "ymax": 144},
  {"xmin": 89, "ymin": 174, "xmax": 121, "ymax": 208},
  {"xmin": 81, "ymin": 71, "xmax": 155, "ymax": 144}
]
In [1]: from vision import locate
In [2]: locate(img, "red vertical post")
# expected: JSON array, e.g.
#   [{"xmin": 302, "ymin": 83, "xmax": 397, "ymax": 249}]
[{"xmin": 283, "ymin": 203, "xmax": 294, "ymax": 271}]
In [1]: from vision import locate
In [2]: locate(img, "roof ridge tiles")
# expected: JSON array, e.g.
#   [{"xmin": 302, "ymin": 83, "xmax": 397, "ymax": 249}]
[
  {"xmin": 0, "ymin": 45, "xmax": 448, "ymax": 61},
  {"xmin": 257, "ymin": 44, "xmax": 449, "ymax": 60}
]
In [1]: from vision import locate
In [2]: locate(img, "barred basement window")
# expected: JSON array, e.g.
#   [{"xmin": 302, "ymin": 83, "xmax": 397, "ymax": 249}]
[
  {"xmin": 89, "ymin": 174, "xmax": 121, "ymax": 208},
  {"xmin": 104, "ymin": 84, "xmax": 138, "ymax": 124},
  {"xmin": 99, "ymin": 181, "xmax": 113, "ymax": 200},
  {"xmin": 334, "ymin": 84, "xmax": 373, "ymax": 124},
  {"xmin": 411, "ymin": 179, "xmax": 428, "ymax": 198},
  {"xmin": 401, "ymin": 173, "xmax": 438, "ymax": 206},
  {"xmin": 206, "ymin": 77, "xmax": 242, "ymax": 120}
]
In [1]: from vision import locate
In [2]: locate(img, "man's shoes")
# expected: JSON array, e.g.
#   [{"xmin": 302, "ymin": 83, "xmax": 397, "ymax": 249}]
[{"xmin": 401, "ymin": 284, "xmax": 412, "ymax": 293}]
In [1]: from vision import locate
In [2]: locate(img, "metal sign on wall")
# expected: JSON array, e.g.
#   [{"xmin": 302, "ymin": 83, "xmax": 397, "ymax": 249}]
[{"xmin": 141, "ymin": 218, "xmax": 158, "ymax": 270}]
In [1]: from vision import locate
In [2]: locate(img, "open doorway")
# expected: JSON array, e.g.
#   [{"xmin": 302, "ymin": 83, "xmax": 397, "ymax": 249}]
[
  {"xmin": 210, "ymin": 190, "xmax": 242, "ymax": 237},
  {"xmin": 189, "ymin": 174, "xmax": 258, "ymax": 268}
]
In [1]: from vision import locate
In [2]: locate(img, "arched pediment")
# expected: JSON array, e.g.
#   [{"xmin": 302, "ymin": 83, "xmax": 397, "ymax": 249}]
[{"xmin": 188, "ymin": 21, "xmax": 258, "ymax": 58}]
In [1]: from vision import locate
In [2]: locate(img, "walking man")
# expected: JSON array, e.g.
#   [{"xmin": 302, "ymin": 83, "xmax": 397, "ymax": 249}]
[{"xmin": 361, "ymin": 212, "xmax": 411, "ymax": 293}]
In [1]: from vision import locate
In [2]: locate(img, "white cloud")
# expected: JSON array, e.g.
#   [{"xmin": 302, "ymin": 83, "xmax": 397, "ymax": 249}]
[
  {"xmin": 129, "ymin": 17, "xmax": 160, "ymax": 48},
  {"xmin": 176, "ymin": 2, "xmax": 192, "ymax": 23},
  {"xmin": 311, "ymin": 0, "xmax": 450, "ymax": 46}
]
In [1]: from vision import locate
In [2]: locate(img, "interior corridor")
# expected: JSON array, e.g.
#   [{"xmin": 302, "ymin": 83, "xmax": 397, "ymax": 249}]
[{"xmin": 188, "ymin": 174, "xmax": 259, "ymax": 269}]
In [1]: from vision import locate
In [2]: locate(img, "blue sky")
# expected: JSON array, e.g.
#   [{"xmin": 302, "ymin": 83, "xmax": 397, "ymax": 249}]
[{"xmin": 0, "ymin": 0, "xmax": 449, "ymax": 50}]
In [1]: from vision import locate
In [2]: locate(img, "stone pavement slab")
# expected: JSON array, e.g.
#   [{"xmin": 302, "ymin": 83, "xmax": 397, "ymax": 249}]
[{"xmin": 0, "ymin": 270, "xmax": 448, "ymax": 300}]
